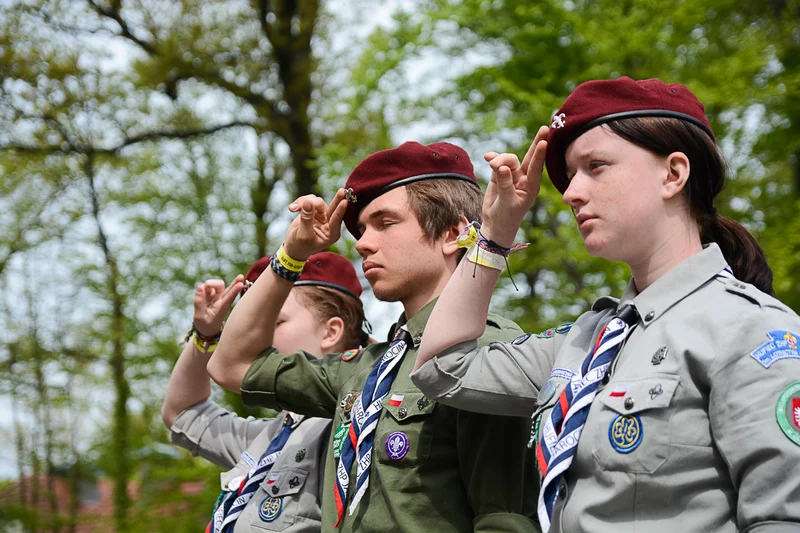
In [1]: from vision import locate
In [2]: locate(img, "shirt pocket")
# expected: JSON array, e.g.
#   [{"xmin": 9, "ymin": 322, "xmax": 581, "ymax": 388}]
[
  {"xmin": 590, "ymin": 375, "xmax": 679, "ymax": 474},
  {"xmin": 376, "ymin": 391, "xmax": 437, "ymax": 466},
  {"xmin": 242, "ymin": 467, "xmax": 311, "ymax": 531}
]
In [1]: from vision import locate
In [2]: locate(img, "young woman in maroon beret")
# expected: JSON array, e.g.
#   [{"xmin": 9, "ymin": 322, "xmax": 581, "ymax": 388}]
[
  {"xmin": 413, "ymin": 77, "xmax": 800, "ymax": 532},
  {"xmin": 162, "ymin": 252, "xmax": 367, "ymax": 533}
]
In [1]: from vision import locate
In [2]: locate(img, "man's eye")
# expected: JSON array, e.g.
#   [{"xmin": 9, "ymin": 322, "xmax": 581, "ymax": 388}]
[{"xmin": 590, "ymin": 161, "xmax": 607, "ymax": 171}]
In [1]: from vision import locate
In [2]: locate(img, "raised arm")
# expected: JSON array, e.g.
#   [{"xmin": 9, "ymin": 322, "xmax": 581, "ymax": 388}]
[
  {"xmin": 162, "ymin": 276, "xmax": 243, "ymax": 427},
  {"xmin": 208, "ymin": 190, "xmax": 348, "ymax": 391},
  {"xmin": 414, "ymin": 126, "xmax": 549, "ymax": 371}
]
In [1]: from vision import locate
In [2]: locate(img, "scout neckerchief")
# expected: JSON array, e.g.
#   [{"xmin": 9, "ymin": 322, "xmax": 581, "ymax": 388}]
[
  {"xmin": 211, "ymin": 412, "xmax": 303, "ymax": 533},
  {"xmin": 334, "ymin": 326, "xmax": 412, "ymax": 526},
  {"xmin": 536, "ymin": 266, "xmax": 735, "ymax": 532}
]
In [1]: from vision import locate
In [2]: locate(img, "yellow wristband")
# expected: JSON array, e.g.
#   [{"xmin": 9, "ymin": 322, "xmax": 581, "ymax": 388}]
[
  {"xmin": 466, "ymin": 244, "xmax": 506, "ymax": 271},
  {"xmin": 193, "ymin": 335, "xmax": 218, "ymax": 353},
  {"xmin": 277, "ymin": 245, "xmax": 307, "ymax": 273}
]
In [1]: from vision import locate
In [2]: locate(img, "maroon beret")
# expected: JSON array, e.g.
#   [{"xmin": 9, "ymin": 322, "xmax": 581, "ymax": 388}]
[
  {"xmin": 245, "ymin": 251, "xmax": 362, "ymax": 300},
  {"xmin": 342, "ymin": 141, "xmax": 480, "ymax": 238},
  {"xmin": 545, "ymin": 77, "xmax": 715, "ymax": 194}
]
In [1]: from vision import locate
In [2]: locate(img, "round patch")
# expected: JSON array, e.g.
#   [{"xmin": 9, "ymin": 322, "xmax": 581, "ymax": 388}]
[
  {"xmin": 258, "ymin": 495, "xmax": 283, "ymax": 522},
  {"xmin": 512, "ymin": 333, "xmax": 532, "ymax": 345},
  {"xmin": 776, "ymin": 381, "xmax": 800, "ymax": 446},
  {"xmin": 608, "ymin": 414, "xmax": 643, "ymax": 454},
  {"xmin": 538, "ymin": 379, "xmax": 560, "ymax": 405},
  {"xmin": 555, "ymin": 322, "xmax": 574, "ymax": 334},
  {"xmin": 385, "ymin": 431, "xmax": 409, "ymax": 460},
  {"xmin": 341, "ymin": 349, "xmax": 359, "ymax": 362}
]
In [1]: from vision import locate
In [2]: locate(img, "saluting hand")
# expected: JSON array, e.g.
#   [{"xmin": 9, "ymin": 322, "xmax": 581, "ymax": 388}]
[
  {"xmin": 193, "ymin": 275, "xmax": 245, "ymax": 338},
  {"xmin": 481, "ymin": 125, "xmax": 549, "ymax": 247},
  {"xmin": 285, "ymin": 189, "xmax": 349, "ymax": 261}
]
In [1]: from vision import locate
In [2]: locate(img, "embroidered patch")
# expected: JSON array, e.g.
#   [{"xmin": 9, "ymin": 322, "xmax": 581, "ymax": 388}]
[
  {"xmin": 555, "ymin": 322, "xmax": 574, "ymax": 334},
  {"xmin": 536, "ymin": 329, "xmax": 555, "ymax": 339},
  {"xmin": 776, "ymin": 381, "xmax": 800, "ymax": 447},
  {"xmin": 388, "ymin": 394, "xmax": 404, "ymax": 406},
  {"xmin": 750, "ymin": 330, "xmax": 800, "ymax": 368},
  {"xmin": 649, "ymin": 384, "xmax": 663, "ymax": 400},
  {"xmin": 651, "ymin": 346, "xmax": 668, "ymax": 365},
  {"xmin": 609, "ymin": 414, "xmax": 643, "ymax": 454},
  {"xmin": 341, "ymin": 348, "xmax": 360, "ymax": 362},
  {"xmin": 549, "ymin": 367, "xmax": 575, "ymax": 381},
  {"xmin": 512, "ymin": 333, "xmax": 532, "ymax": 345},
  {"xmin": 258, "ymin": 496, "xmax": 283, "ymax": 522},
  {"xmin": 288, "ymin": 475, "xmax": 301, "ymax": 489},
  {"xmin": 332, "ymin": 422, "xmax": 349, "ymax": 460},
  {"xmin": 385, "ymin": 431, "xmax": 409, "ymax": 460},
  {"xmin": 609, "ymin": 385, "xmax": 628, "ymax": 398},
  {"xmin": 240, "ymin": 451, "xmax": 256, "ymax": 469}
]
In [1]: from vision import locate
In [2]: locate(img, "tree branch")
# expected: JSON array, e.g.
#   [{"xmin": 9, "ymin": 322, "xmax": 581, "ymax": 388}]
[{"xmin": 86, "ymin": 0, "xmax": 157, "ymax": 55}]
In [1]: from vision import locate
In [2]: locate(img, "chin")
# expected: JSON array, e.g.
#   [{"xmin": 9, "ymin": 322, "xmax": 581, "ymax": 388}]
[{"xmin": 370, "ymin": 281, "xmax": 405, "ymax": 303}]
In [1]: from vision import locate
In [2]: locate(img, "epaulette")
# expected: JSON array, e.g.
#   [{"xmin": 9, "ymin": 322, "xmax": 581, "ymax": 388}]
[{"xmin": 716, "ymin": 277, "xmax": 794, "ymax": 314}]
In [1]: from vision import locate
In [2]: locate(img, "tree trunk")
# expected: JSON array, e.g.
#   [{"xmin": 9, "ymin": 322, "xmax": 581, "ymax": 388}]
[{"xmin": 85, "ymin": 152, "xmax": 130, "ymax": 533}]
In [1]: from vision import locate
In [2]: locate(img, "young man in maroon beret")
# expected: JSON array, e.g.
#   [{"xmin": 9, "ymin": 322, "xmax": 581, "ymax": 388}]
[{"xmin": 209, "ymin": 142, "xmax": 538, "ymax": 533}]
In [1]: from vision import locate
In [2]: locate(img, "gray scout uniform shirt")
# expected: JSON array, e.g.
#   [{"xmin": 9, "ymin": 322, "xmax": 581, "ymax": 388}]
[
  {"xmin": 170, "ymin": 398, "xmax": 330, "ymax": 532},
  {"xmin": 411, "ymin": 244, "xmax": 800, "ymax": 533}
]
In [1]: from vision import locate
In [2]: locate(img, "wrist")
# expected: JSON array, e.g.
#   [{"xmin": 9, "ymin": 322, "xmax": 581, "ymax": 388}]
[
  {"xmin": 479, "ymin": 224, "xmax": 517, "ymax": 249},
  {"xmin": 282, "ymin": 240, "xmax": 312, "ymax": 262}
]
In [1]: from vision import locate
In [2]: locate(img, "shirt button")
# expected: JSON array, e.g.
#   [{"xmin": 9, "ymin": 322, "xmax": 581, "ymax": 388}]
[
  {"xmin": 558, "ymin": 484, "xmax": 567, "ymax": 499},
  {"xmin": 645, "ymin": 311, "xmax": 655, "ymax": 321},
  {"xmin": 398, "ymin": 407, "xmax": 408, "ymax": 419},
  {"xmin": 624, "ymin": 397, "xmax": 635, "ymax": 410},
  {"xmin": 601, "ymin": 374, "xmax": 610, "ymax": 385}
]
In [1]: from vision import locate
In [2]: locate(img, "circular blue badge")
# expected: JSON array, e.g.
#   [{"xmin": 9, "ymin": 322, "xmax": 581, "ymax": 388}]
[
  {"xmin": 258, "ymin": 495, "xmax": 283, "ymax": 522},
  {"xmin": 385, "ymin": 431, "xmax": 409, "ymax": 460},
  {"xmin": 608, "ymin": 414, "xmax": 643, "ymax": 454}
]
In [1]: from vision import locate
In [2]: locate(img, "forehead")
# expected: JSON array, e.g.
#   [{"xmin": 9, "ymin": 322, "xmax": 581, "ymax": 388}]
[
  {"xmin": 357, "ymin": 186, "xmax": 410, "ymax": 225},
  {"xmin": 564, "ymin": 125, "xmax": 622, "ymax": 162}
]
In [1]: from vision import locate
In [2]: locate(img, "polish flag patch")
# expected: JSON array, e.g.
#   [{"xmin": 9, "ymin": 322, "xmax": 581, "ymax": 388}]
[
  {"xmin": 388, "ymin": 394, "xmax": 404, "ymax": 407},
  {"xmin": 609, "ymin": 385, "xmax": 628, "ymax": 398},
  {"xmin": 266, "ymin": 475, "xmax": 278, "ymax": 485}
]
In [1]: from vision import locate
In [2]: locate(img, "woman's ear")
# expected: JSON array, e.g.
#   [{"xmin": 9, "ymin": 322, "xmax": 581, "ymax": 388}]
[
  {"xmin": 442, "ymin": 215, "xmax": 470, "ymax": 257},
  {"xmin": 662, "ymin": 152, "xmax": 691, "ymax": 200},
  {"xmin": 320, "ymin": 316, "xmax": 345, "ymax": 352}
]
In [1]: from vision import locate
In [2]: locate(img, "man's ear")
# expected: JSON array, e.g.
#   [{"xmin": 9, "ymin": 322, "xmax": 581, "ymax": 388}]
[
  {"xmin": 320, "ymin": 316, "xmax": 345, "ymax": 352},
  {"xmin": 442, "ymin": 215, "xmax": 470, "ymax": 257},
  {"xmin": 662, "ymin": 152, "xmax": 691, "ymax": 200}
]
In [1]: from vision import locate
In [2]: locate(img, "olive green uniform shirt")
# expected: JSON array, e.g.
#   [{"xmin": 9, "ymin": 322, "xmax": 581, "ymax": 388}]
[
  {"xmin": 241, "ymin": 299, "xmax": 539, "ymax": 533},
  {"xmin": 412, "ymin": 244, "xmax": 800, "ymax": 532}
]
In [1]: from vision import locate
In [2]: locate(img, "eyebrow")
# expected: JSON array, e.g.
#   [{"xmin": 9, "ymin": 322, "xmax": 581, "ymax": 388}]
[{"xmin": 565, "ymin": 149, "xmax": 606, "ymax": 175}]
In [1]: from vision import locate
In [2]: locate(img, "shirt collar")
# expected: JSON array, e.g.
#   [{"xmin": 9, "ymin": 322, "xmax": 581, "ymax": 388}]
[
  {"xmin": 622, "ymin": 243, "xmax": 729, "ymax": 327},
  {"xmin": 387, "ymin": 298, "xmax": 440, "ymax": 347}
]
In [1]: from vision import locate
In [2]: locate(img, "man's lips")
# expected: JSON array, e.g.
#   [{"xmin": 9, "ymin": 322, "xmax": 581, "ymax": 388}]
[
  {"xmin": 362, "ymin": 261, "xmax": 382, "ymax": 275},
  {"xmin": 575, "ymin": 213, "xmax": 597, "ymax": 229}
]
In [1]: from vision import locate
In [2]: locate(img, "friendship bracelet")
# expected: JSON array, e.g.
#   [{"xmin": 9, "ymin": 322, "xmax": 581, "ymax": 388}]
[
  {"xmin": 456, "ymin": 221, "xmax": 528, "ymax": 256},
  {"xmin": 276, "ymin": 245, "xmax": 306, "ymax": 273},
  {"xmin": 180, "ymin": 324, "xmax": 222, "ymax": 346},
  {"xmin": 270, "ymin": 252, "xmax": 302, "ymax": 282},
  {"xmin": 457, "ymin": 221, "xmax": 528, "ymax": 290}
]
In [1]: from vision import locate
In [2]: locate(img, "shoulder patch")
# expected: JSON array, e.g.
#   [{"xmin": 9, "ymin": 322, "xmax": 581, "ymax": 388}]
[
  {"xmin": 555, "ymin": 322, "xmax": 574, "ymax": 334},
  {"xmin": 776, "ymin": 381, "xmax": 800, "ymax": 446},
  {"xmin": 536, "ymin": 328, "xmax": 555, "ymax": 339},
  {"xmin": 512, "ymin": 333, "xmax": 532, "ymax": 345},
  {"xmin": 341, "ymin": 348, "xmax": 360, "ymax": 362},
  {"xmin": 750, "ymin": 330, "xmax": 800, "ymax": 369}
]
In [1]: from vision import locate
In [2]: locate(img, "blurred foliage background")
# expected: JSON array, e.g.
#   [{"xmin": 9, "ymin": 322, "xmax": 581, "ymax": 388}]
[{"xmin": 0, "ymin": 0, "xmax": 797, "ymax": 530}]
